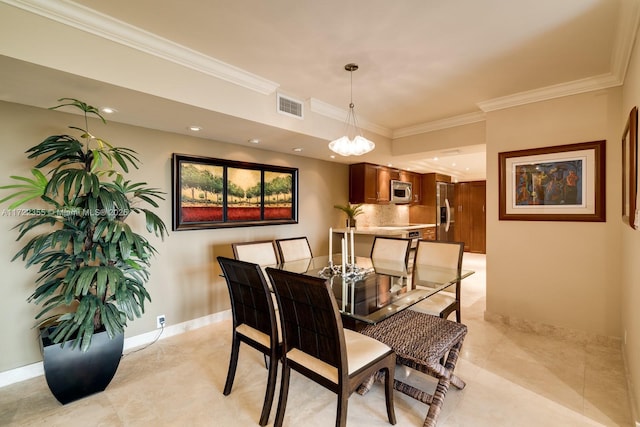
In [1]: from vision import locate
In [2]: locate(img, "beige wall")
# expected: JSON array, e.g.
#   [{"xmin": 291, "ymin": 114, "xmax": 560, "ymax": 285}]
[
  {"xmin": 0, "ymin": 101, "xmax": 348, "ymax": 372},
  {"xmin": 485, "ymin": 88, "xmax": 623, "ymax": 337},
  {"xmin": 621, "ymin": 20, "xmax": 640, "ymax": 421},
  {"xmin": 392, "ymin": 121, "xmax": 486, "ymax": 156}
]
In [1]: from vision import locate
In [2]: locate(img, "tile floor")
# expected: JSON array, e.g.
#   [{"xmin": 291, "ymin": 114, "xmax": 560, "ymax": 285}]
[{"xmin": 0, "ymin": 253, "xmax": 634, "ymax": 426}]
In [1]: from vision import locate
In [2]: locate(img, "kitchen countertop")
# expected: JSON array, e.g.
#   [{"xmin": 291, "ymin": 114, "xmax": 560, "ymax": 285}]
[{"xmin": 333, "ymin": 224, "xmax": 435, "ymax": 235}]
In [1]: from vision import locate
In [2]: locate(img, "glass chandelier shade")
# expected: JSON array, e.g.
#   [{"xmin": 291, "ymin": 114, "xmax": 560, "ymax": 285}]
[{"xmin": 328, "ymin": 64, "xmax": 375, "ymax": 157}]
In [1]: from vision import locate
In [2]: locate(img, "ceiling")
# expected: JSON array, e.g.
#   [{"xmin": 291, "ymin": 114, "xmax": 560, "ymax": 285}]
[{"xmin": 0, "ymin": 0, "xmax": 638, "ymax": 181}]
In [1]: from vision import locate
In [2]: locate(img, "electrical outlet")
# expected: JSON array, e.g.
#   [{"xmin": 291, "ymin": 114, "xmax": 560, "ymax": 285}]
[{"xmin": 156, "ymin": 314, "xmax": 166, "ymax": 329}]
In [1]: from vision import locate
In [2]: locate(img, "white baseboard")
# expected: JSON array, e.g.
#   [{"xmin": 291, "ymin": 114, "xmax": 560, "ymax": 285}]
[{"xmin": 0, "ymin": 310, "xmax": 231, "ymax": 389}]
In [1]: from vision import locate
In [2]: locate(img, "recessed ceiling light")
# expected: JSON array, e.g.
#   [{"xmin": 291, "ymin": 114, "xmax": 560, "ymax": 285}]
[
  {"xmin": 330, "ymin": 155, "xmax": 336, "ymax": 159},
  {"xmin": 100, "ymin": 107, "xmax": 116, "ymax": 114},
  {"xmin": 248, "ymin": 138, "xmax": 260, "ymax": 144},
  {"xmin": 452, "ymin": 163, "xmax": 457, "ymax": 167},
  {"xmin": 292, "ymin": 148, "xmax": 303, "ymax": 152},
  {"xmin": 433, "ymin": 157, "xmax": 439, "ymax": 161},
  {"xmin": 188, "ymin": 126, "xmax": 202, "ymax": 132}
]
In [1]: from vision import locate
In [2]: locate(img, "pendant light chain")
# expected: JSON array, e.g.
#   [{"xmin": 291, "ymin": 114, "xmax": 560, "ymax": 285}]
[{"xmin": 328, "ymin": 63, "xmax": 375, "ymax": 157}]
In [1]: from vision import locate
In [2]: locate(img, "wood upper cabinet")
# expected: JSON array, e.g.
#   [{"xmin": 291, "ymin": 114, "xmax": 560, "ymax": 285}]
[
  {"xmin": 399, "ymin": 170, "xmax": 422, "ymax": 205},
  {"xmin": 349, "ymin": 163, "xmax": 391, "ymax": 204},
  {"xmin": 454, "ymin": 180, "xmax": 486, "ymax": 254},
  {"xmin": 409, "ymin": 173, "xmax": 452, "ymax": 224}
]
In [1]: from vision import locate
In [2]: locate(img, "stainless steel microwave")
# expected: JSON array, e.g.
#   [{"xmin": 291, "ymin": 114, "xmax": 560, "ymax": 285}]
[{"xmin": 390, "ymin": 180, "xmax": 412, "ymax": 203}]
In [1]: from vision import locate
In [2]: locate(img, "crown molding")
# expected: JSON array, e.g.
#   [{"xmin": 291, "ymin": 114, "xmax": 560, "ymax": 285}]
[
  {"xmin": 1, "ymin": 0, "xmax": 280, "ymax": 95},
  {"xmin": 4, "ymin": 0, "xmax": 639, "ymax": 136},
  {"xmin": 309, "ymin": 98, "xmax": 392, "ymax": 138},
  {"xmin": 611, "ymin": 0, "xmax": 640, "ymax": 84},
  {"xmin": 392, "ymin": 111, "xmax": 486, "ymax": 139},
  {"xmin": 397, "ymin": 1, "xmax": 640, "ymax": 134},
  {"xmin": 477, "ymin": 72, "xmax": 622, "ymax": 113},
  {"xmin": 477, "ymin": 2, "xmax": 640, "ymax": 114}
]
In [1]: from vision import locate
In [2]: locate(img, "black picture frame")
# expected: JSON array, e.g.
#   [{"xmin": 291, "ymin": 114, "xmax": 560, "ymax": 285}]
[{"xmin": 172, "ymin": 154, "xmax": 298, "ymax": 230}]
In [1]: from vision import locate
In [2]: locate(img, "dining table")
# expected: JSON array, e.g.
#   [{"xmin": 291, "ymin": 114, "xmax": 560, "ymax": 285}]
[
  {"xmin": 272, "ymin": 254, "xmax": 474, "ymax": 328},
  {"xmin": 271, "ymin": 253, "xmax": 474, "ymax": 427}
]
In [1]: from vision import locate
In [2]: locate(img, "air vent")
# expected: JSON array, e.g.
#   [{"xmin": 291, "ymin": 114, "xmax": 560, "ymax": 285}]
[{"xmin": 277, "ymin": 93, "xmax": 304, "ymax": 119}]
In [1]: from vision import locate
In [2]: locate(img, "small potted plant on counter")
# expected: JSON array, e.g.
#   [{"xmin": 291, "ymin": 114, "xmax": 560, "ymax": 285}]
[
  {"xmin": 0, "ymin": 98, "xmax": 168, "ymax": 404},
  {"xmin": 333, "ymin": 203, "xmax": 363, "ymax": 228}
]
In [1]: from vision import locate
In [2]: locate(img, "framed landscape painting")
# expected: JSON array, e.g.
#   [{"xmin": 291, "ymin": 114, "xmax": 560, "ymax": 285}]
[
  {"xmin": 172, "ymin": 154, "xmax": 298, "ymax": 230},
  {"xmin": 498, "ymin": 140, "xmax": 605, "ymax": 222}
]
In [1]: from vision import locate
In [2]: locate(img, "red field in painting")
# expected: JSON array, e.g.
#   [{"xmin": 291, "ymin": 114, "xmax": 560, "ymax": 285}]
[{"xmin": 181, "ymin": 206, "xmax": 292, "ymax": 222}]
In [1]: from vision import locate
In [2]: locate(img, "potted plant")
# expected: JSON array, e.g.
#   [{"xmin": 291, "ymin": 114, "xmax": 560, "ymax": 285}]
[
  {"xmin": 333, "ymin": 203, "xmax": 363, "ymax": 228},
  {"xmin": 0, "ymin": 98, "xmax": 168, "ymax": 403}
]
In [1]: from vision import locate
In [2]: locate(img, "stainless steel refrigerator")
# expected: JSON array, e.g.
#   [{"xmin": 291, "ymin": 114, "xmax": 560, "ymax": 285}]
[{"xmin": 436, "ymin": 182, "xmax": 455, "ymax": 241}]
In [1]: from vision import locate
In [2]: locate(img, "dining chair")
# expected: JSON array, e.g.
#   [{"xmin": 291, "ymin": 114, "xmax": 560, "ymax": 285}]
[
  {"xmin": 231, "ymin": 240, "xmax": 279, "ymax": 266},
  {"xmin": 370, "ymin": 236, "xmax": 412, "ymax": 270},
  {"xmin": 275, "ymin": 236, "xmax": 313, "ymax": 262},
  {"xmin": 217, "ymin": 257, "xmax": 281, "ymax": 426},
  {"xmin": 409, "ymin": 239, "xmax": 464, "ymax": 323},
  {"xmin": 265, "ymin": 267, "xmax": 397, "ymax": 427}
]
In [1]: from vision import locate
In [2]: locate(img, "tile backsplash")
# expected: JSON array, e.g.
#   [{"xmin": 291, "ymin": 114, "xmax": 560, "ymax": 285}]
[{"xmin": 356, "ymin": 204, "xmax": 410, "ymax": 227}]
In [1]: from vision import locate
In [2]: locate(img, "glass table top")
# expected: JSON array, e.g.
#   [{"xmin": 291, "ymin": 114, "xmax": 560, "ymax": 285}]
[{"xmin": 273, "ymin": 255, "xmax": 473, "ymax": 325}]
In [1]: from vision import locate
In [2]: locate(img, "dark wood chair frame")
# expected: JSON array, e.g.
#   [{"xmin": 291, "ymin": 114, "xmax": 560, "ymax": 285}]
[
  {"xmin": 265, "ymin": 267, "xmax": 397, "ymax": 427},
  {"xmin": 413, "ymin": 240, "xmax": 464, "ymax": 323},
  {"xmin": 217, "ymin": 256, "xmax": 281, "ymax": 426},
  {"xmin": 275, "ymin": 236, "xmax": 313, "ymax": 262}
]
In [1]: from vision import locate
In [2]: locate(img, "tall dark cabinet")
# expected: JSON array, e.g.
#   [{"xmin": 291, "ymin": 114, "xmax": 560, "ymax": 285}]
[{"xmin": 454, "ymin": 181, "xmax": 486, "ymax": 253}]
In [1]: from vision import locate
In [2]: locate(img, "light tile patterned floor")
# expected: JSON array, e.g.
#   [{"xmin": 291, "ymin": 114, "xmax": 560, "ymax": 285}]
[{"xmin": 0, "ymin": 253, "xmax": 634, "ymax": 426}]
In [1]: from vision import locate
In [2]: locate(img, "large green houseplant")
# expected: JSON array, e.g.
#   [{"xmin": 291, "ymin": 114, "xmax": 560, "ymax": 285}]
[{"xmin": 1, "ymin": 98, "xmax": 168, "ymax": 354}]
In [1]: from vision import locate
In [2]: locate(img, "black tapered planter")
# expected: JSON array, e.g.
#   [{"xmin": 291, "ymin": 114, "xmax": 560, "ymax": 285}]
[{"xmin": 40, "ymin": 327, "xmax": 124, "ymax": 404}]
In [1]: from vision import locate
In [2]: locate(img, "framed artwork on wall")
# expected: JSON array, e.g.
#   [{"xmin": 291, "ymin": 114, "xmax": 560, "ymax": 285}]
[
  {"xmin": 498, "ymin": 140, "xmax": 606, "ymax": 222},
  {"xmin": 622, "ymin": 106, "xmax": 638, "ymax": 229},
  {"xmin": 172, "ymin": 154, "xmax": 298, "ymax": 230}
]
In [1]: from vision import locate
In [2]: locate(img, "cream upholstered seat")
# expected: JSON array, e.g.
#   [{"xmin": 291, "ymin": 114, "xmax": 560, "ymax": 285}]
[
  {"xmin": 232, "ymin": 240, "xmax": 280, "ymax": 295},
  {"xmin": 409, "ymin": 240, "xmax": 464, "ymax": 322},
  {"xmin": 370, "ymin": 236, "xmax": 412, "ymax": 276},
  {"xmin": 370, "ymin": 236, "xmax": 412, "ymax": 266},
  {"xmin": 217, "ymin": 257, "xmax": 281, "ymax": 426},
  {"xmin": 231, "ymin": 240, "xmax": 279, "ymax": 266},
  {"xmin": 275, "ymin": 237, "xmax": 313, "ymax": 262},
  {"xmin": 265, "ymin": 267, "xmax": 397, "ymax": 427}
]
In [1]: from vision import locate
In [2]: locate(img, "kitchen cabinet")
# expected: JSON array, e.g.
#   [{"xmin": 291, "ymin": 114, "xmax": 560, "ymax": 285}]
[
  {"xmin": 349, "ymin": 163, "xmax": 392, "ymax": 204},
  {"xmin": 423, "ymin": 227, "xmax": 436, "ymax": 240},
  {"xmin": 409, "ymin": 173, "xmax": 451, "ymax": 224},
  {"xmin": 454, "ymin": 181, "xmax": 486, "ymax": 253},
  {"xmin": 399, "ymin": 170, "xmax": 422, "ymax": 205}
]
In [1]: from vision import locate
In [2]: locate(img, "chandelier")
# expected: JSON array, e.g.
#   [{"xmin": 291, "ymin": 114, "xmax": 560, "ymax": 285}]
[{"xmin": 328, "ymin": 63, "xmax": 375, "ymax": 156}]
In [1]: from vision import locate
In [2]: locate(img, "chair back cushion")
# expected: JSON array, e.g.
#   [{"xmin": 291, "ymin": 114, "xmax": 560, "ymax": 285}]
[
  {"xmin": 265, "ymin": 268, "xmax": 346, "ymax": 374},
  {"xmin": 276, "ymin": 237, "xmax": 313, "ymax": 262},
  {"xmin": 370, "ymin": 236, "xmax": 411, "ymax": 266},
  {"xmin": 232, "ymin": 240, "xmax": 278, "ymax": 266},
  {"xmin": 413, "ymin": 240, "xmax": 464, "ymax": 295},
  {"xmin": 414, "ymin": 240, "xmax": 463, "ymax": 269},
  {"xmin": 218, "ymin": 257, "xmax": 278, "ymax": 344}
]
